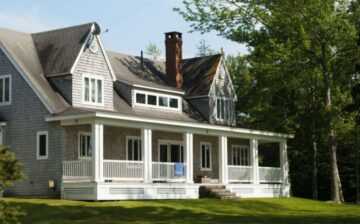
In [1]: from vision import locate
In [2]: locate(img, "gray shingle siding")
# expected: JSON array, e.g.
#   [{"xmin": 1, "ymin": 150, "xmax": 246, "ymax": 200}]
[
  {"xmin": 72, "ymin": 36, "xmax": 114, "ymax": 111},
  {"xmin": 209, "ymin": 63, "xmax": 237, "ymax": 126},
  {"xmin": 49, "ymin": 76, "xmax": 72, "ymax": 104},
  {"xmin": 0, "ymin": 49, "xmax": 63, "ymax": 197}
]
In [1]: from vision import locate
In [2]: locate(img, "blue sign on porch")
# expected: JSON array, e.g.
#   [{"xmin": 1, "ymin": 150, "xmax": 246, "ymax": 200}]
[{"xmin": 174, "ymin": 163, "xmax": 184, "ymax": 176}]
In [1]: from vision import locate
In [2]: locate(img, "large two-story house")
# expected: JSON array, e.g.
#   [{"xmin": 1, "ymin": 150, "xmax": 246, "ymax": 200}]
[{"xmin": 0, "ymin": 22, "xmax": 292, "ymax": 200}]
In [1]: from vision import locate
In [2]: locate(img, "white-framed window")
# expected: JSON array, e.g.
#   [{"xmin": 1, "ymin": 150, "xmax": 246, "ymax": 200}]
[
  {"xmin": 232, "ymin": 145, "xmax": 250, "ymax": 166},
  {"xmin": 36, "ymin": 131, "xmax": 48, "ymax": 160},
  {"xmin": 0, "ymin": 75, "xmax": 11, "ymax": 105},
  {"xmin": 200, "ymin": 142, "xmax": 211, "ymax": 171},
  {"xmin": 79, "ymin": 132, "xmax": 92, "ymax": 159},
  {"xmin": 83, "ymin": 74, "xmax": 103, "ymax": 105},
  {"xmin": 126, "ymin": 136, "xmax": 142, "ymax": 161},
  {"xmin": 133, "ymin": 90, "xmax": 181, "ymax": 111},
  {"xmin": 216, "ymin": 98, "xmax": 231, "ymax": 121},
  {"xmin": 158, "ymin": 140, "xmax": 184, "ymax": 163}
]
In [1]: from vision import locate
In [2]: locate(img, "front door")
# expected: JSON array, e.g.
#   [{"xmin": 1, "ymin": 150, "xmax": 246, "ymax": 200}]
[{"xmin": 159, "ymin": 142, "xmax": 184, "ymax": 163}]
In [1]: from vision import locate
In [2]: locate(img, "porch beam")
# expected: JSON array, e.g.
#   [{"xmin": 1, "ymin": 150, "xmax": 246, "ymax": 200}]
[
  {"xmin": 91, "ymin": 122, "xmax": 104, "ymax": 182},
  {"xmin": 142, "ymin": 128, "xmax": 152, "ymax": 183},
  {"xmin": 184, "ymin": 132, "xmax": 194, "ymax": 183},
  {"xmin": 250, "ymin": 139, "xmax": 259, "ymax": 184},
  {"xmin": 219, "ymin": 136, "xmax": 228, "ymax": 184}
]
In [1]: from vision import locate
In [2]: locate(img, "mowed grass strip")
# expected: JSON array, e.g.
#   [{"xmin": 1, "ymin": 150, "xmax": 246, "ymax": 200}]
[{"xmin": 3, "ymin": 197, "xmax": 360, "ymax": 224}]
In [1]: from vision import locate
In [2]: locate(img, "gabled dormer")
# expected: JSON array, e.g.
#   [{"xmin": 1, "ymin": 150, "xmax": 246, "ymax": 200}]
[{"xmin": 32, "ymin": 22, "xmax": 115, "ymax": 111}]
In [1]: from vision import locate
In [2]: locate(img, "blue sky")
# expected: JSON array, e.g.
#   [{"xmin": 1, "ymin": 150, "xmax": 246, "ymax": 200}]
[{"xmin": 0, "ymin": 0, "xmax": 246, "ymax": 59}]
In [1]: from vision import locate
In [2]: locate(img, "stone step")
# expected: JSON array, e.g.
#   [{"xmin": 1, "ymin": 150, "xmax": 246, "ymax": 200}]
[{"xmin": 200, "ymin": 185, "xmax": 240, "ymax": 200}]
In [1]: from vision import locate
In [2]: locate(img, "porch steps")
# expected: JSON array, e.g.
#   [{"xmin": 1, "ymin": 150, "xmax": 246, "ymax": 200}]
[{"xmin": 199, "ymin": 185, "xmax": 239, "ymax": 200}]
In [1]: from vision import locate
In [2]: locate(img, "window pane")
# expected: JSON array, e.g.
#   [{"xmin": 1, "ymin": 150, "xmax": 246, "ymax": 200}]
[
  {"xmin": 224, "ymin": 100, "xmax": 229, "ymax": 120},
  {"xmin": 206, "ymin": 148, "xmax": 210, "ymax": 168},
  {"xmin": 4, "ymin": 78, "xmax": 9, "ymax": 102},
  {"xmin": 134, "ymin": 139, "xmax": 139, "ymax": 160},
  {"xmin": 139, "ymin": 140, "xmax": 142, "ymax": 161},
  {"xmin": 160, "ymin": 145, "xmax": 168, "ymax": 162},
  {"xmin": 217, "ymin": 99, "xmax": 220, "ymax": 119},
  {"xmin": 39, "ymin": 134, "xmax": 47, "ymax": 156},
  {"xmin": 128, "ymin": 139, "xmax": 133, "ymax": 160},
  {"xmin": 97, "ymin": 79, "xmax": 102, "ymax": 103},
  {"xmin": 81, "ymin": 135, "xmax": 86, "ymax": 156},
  {"xmin": 84, "ymin": 78, "xmax": 89, "ymax": 102},
  {"xmin": 201, "ymin": 146, "xmax": 205, "ymax": 168},
  {"xmin": 159, "ymin": 96, "xmax": 168, "ymax": 107},
  {"xmin": 169, "ymin": 98, "xmax": 178, "ymax": 108},
  {"xmin": 87, "ymin": 136, "xmax": 92, "ymax": 157},
  {"xmin": 147, "ymin": 95, "xmax": 157, "ymax": 105},
  {"xmin": 136, "ymin": 93, "xmax": 146, "ymax": 104},
  {"xmin": 170, "ymin": 144, "xmax": 180, "ymax": 162},
  {"xmin": 0, "ymin": 79, "xmax": 3, "ymax": 103},
  {"xmin": 91, "ymin": 78, "xmax": 96, "ymax": 102}
]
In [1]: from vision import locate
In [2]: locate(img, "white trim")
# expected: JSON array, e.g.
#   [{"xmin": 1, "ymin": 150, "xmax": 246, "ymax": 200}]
[
  {"xmin": 158, "ymin": 140, "xmax": 184, "ymax": 162},
  {"xmin": 117, "ymin": 79, "xmax": 185, "ymax": 95},
  {"xmin": 96, "ymin": 35, "xmax": 117, "ymax": 82},
  {"xmin": 133, "ymin": 89, "xmax": 182, "ymax": 112},
  {"xmin": 125, "ymin": 136, "xmax": 142, "ymax": 161},
  {"xmin": 78, "ymin": 132, "xmax": 92, "ymax": 159},
  {"xmin": 200, "ymin": 142, "xmax": 212, "ymax": 171},
  {"xmin": 0, "ymin": 74, "xmax": 12, "ymax": 106},
  {"xmin": 36, "ymin": 131, "xmax": 48, "ymax": 160},
  {"xmin": 70, "ymin": 24, "xmax": 94, "ymax": 75},
  {"xmin": 185, "ymin": 95, "xmax": 208, "ymax": 99},
  {"xmin": 45, "ymin": 111, "xmax": 294, "ymax": 140},
  {"xmin": 0, "ymin": 43, "xmax": 54, "ymax": 113},
  {"xmin": 82, "ymin": 74, "xmax": 104, "ymax": 106}
]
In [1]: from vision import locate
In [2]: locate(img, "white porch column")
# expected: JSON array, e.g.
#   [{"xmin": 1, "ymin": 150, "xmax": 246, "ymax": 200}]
[
  {"xmin": 280, "ymin": 140, "xmax": 289, "ymax": 184},
  {"xmin": 184, "ymin": 132, "xmax": 194, "ymax": 183},
  {"xmin": 91, "ymin": 122, "xmax": 104, "ymax": 183},
  {"xmin": 142, "ymin": 128, "xmax": 152, "ymax": 183},
  {"xmin": 250, "ymin": 139, "xmax": 259, "ymax": 184},
  {"xmin": 218, "ymin": 136, "xmax": 228, "ymax": 184}
]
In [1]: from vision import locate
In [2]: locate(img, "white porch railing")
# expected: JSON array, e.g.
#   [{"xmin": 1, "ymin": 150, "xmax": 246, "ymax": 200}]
[
  {"xmin": 152, "ymin": 162, "xmax": 186, "ymax": 181},
  {"xmin": 259, "ymin": 167, "xmax": 282, "ymax": 183},
  {"xmin": 62, "ymin": 160, "xmax": 92, "ymax": 181},
  {"xmin": 228, "ymin": 165, "xmax": 253, "ymax": 182},
  {"xmin": 103, "ymin": 160, "xmax": 144, "ymax": 180}
]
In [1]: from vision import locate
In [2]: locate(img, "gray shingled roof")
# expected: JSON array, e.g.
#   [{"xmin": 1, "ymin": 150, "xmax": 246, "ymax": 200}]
[
  {"xmin": 107, "ymin": 51, "xmax": 222, "ymax": 96},
  {"xmin": 182, "ymin": 54, "xmax": 222, "ymax": 96},
  {"xmin": 32, "ymin": 23, "xmax": 93, "ymax": 76},
  {"xmin": 0, "ymin": 27, "xmax": 69, "ymax": 114}
]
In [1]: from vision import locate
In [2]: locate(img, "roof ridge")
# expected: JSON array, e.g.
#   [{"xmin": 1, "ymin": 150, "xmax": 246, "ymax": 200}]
[
  {"xmin": 183, "ymin": 53, "xmax": 222, "ymax": 61},
  {"xmin": 31, "ymin": 22, "xmax": 95, "ymax": 35},
  {"xmin": 107, "ymin": 50, "xmax": 165, "ymax": 63}
]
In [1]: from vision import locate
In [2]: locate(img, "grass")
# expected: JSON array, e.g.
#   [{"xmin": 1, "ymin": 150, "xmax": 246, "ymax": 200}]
[{"xmin": 3, "ymin": 197, "xmax": 360, "ymax": 224}]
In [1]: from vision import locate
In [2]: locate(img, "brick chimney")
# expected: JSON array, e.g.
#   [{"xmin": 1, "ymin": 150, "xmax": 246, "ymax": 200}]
[{"xmin": 165, "ymin": 32, "xmax": 183, "ymax": 89}]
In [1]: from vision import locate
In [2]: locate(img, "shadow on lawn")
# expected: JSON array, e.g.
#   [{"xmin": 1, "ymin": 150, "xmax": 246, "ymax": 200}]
[{"xmin": 9, "ymin": 199, "xmax": 360, "ymax": 224}]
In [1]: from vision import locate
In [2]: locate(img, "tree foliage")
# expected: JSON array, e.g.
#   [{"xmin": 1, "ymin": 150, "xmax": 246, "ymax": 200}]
[
  {"xmin": 175, "ymin": 0, "xmax": 360, "ymax": 202},
  {"xmin": 145, "ymin": 42, "xmax": 161, "ymax": 60},
  {"xmin": 196, "ymin": 39, "xmax": 215, "ymax": 56},
  {"xmin": 0, "ymin": 146, "xmax": 24, "ymax": 224}
]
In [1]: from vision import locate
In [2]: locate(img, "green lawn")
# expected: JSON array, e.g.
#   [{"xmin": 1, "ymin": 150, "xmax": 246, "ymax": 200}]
[{"xmin": 3, "ymin": 197, "xmax": 360, "ymax": 224}]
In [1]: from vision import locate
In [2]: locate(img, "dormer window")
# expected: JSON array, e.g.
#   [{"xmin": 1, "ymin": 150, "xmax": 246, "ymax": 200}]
[
  {"xmin": 83, "ymin": 74, "xmax": 103, "ymax": 105},
  {"xmin": 134, "ymin": 90, "xmax": 181, "ymax": 111},
  {"xmin": 216, "ymin": 98, "xmax": 231, "ymax": 121}
]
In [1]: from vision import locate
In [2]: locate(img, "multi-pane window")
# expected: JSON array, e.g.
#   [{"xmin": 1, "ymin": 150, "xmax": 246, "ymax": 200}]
[
  {"xmin": 232, "ymin": 145, "xmax": 250, "ymax": 166},
  {"xmin": 79, "ymin": 132, "xmax": 92, "ymax": 158},
  {"xmin": 159, "ymin": 142, "xmax": 184, "ymax": 163},
  {"xmin": 37, "ymin": 131, "xmax": 48, "ymax": 159},
  {"xmin": 201, "ymin": 143, "xmax": 211, "ymax": 170},
  {"xmin": 127, "ymin": 137, "xmax": 142, "ymax": 161},
  {"xmin": 0, "ymin": 75, "xmax": 11, "ymax": 105},
  {"xmin": 134, "ymin": 90, "xmax": 181, "ymax": 111},
  {"xmin": 216, "ymin": 98, "xmax": 231, "ymax": 121},
  {"xmin": 83, "ymin": 75, "xmax": 103, "ymax": 104}
]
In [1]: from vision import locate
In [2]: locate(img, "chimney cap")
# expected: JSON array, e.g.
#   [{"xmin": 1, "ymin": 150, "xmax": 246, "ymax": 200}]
[{"xmin": 165, "ymin": 31, "xmax": 182, "ymax": 40}]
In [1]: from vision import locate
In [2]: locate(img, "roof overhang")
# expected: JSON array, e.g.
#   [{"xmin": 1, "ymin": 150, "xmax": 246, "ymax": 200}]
[{"xmin": 45, "ymin": 112, "xmax": 294, "ymax": 141}]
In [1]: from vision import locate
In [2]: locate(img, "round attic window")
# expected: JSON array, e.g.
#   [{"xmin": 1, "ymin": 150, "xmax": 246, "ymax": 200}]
[{"xmin": 89, "ymin": 41, "xmax": 99, "ymax": 54}]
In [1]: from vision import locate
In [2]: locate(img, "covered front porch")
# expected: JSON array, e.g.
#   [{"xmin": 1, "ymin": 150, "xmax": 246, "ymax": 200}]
[{"xmin": 55, "ymin": 114, "xmax": 290, "ymax": 200}]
